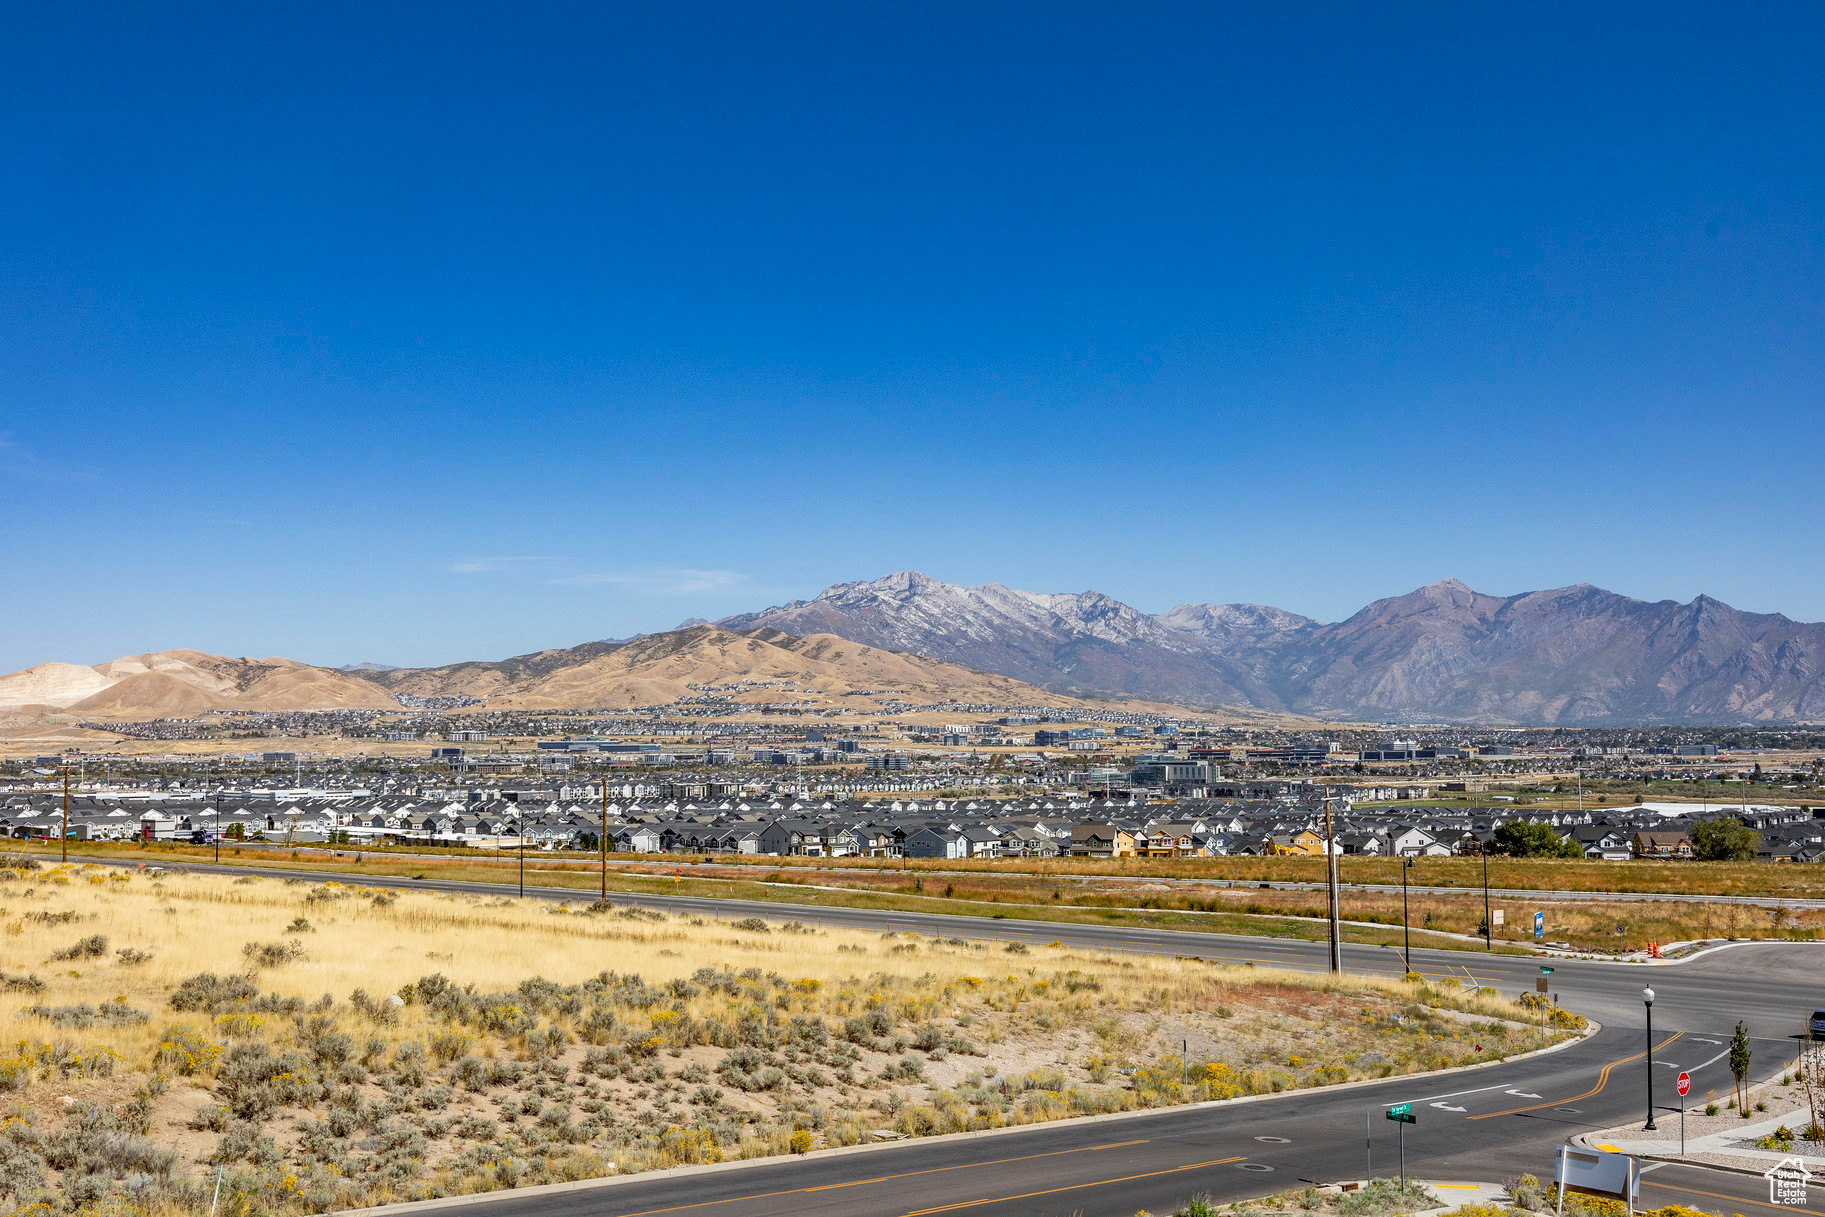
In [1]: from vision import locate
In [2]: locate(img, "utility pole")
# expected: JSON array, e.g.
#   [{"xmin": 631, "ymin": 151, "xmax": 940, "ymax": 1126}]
[
  {"xmin": 61, "ymin": 767, "xmax": 70, "ymax": 862},
  {"xmin": 1401, "ymin": 855, "xmax": 1413, "ymax": 973},
  {"xmin": 1474, "ymin": 782, "xmax": 1491, "ymax": 949},
  {"xmin": 1323, "ymin": 790, "xmax": 1341, "ymax": 974},
  {"xmin": 600, "ymin": 774, "xmax": 609, "ymax": 901},
  {"xmin": 1482, "ymin": 843, "xmax": 1492, "ymax": 950}
]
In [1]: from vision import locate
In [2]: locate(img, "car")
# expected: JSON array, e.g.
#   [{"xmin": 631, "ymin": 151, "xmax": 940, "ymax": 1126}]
[{"xmin": 1809, "ymin": 1009, "xmax": 1825, "ymax": 1039}]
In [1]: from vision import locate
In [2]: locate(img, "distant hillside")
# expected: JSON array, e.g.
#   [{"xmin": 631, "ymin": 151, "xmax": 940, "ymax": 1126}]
[
  {"xmin": 0, "ymin": 652, "xmax": 398, "ymax": 715},
  {"xmin": 0, "ymin": 626, "xmax": 1094, "ymax": 717},
  {"xmin": 357, "ymin": 624, "xmax": 1075, "ymax": 710},
  {"xmin": 723, "ymin": 573, "xmax": 1825, "ymax": 725}
]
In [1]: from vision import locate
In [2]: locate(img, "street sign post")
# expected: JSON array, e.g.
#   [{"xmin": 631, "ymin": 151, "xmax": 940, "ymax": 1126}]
[
  {"xmin": 1386, "ymin": 1104, "xmax": 1415, "ymax": 1187},
  {"xmin": 1677, "ymin": 1072, "xmax": 1691, "ymax": 1155}
]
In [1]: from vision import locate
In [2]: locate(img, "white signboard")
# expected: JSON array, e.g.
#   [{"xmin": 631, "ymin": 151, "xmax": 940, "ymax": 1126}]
[{"xmin": 1555, "ymin": 1146, "xmax": 1638, "ymax": 1214}]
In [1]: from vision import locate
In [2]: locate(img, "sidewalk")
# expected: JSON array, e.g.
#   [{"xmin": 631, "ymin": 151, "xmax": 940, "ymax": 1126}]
[
  {"xmin": 1585, "ymin": 1110, "xmax": 1824, "ymax": 1173},
  {"xmin": 1576, "ymin": 1065, "xmax": 1823, "ymax": 1175}
]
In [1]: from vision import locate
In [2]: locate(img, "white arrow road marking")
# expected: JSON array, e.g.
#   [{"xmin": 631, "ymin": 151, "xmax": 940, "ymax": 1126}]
[
  {"xmin": 1430, "ymin": 1102, "xmax": 1467, "ymax": 1112},
  {"xmin": 1503, "ymin": 1089, "xmax": 1543, "ymax": 1098},
  {"xmin": 1666, "ymin": 1048, "xmax": 1731, "ymax": 1074},
  {"xmin": 1407, "ymin": 1082, "xmax": 1512, "ymax": 1104}
]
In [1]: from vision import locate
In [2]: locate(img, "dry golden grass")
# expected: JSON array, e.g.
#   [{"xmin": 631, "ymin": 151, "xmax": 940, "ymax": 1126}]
[{"xmin": 0, "ymin": 861, "xmax": 1574, "ymax": 1216}]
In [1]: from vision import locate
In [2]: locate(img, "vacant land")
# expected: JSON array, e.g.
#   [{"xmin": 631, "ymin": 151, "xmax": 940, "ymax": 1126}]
[
  {"xmin": 11, "ymin": 842, "xmax": 1528, "ymax": 956},
  {"xmin": 588, "ymin": 849, "xmax": 1825, "ymax": 900},
  {"xmin": 0, "ymin": 860, "xmax": 1573, "ymax": 1215},
  {"xmin": 205, "ymin": 840, "xmax": 1825, "ymax": 900},
  {"xmin": 589, "ymin": 858, "xmax": 1825, "ymax": 953},
  {"xmin": 26, "ymin": 840, "xmax": 1825, "ymax": 956}
]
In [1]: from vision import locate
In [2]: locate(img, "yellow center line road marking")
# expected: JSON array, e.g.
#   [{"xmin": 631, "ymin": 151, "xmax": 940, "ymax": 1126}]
[
  {"xmin": 1468, "ymin": 1031, "xmax": 1683, "ymax": 1120},
  {"xmin": 897, "ymin": 1156, "xmax": 1249, "ymax": 1216},
  {"xmin": 1647, "ymin": 1180, "xmax": 1825, "ymax": 1217},
  {"xmin": 609, "ymin": 1140, "xmax": 1150, "ymax": 1216}
]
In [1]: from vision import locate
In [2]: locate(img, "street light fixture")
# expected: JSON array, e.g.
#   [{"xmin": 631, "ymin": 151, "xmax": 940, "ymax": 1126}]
[{"xmin": 1643, "ymin": 986, "xmax": 1658, "ymax": 1131}]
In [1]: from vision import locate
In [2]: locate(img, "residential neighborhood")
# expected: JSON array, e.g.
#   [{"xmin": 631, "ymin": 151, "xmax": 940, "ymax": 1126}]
[{"xmin": 5, "ymin": 780, "xmax": 1819, "ymax": 862}]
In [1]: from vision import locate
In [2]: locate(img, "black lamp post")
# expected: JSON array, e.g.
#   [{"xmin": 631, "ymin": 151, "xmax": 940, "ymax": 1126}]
[
  {"xmin": 214, "ymin": 789, "xmax": 221, "ymax": 864},
  {"xmin": 519, "ymin": 810, "xmax": 526, "ymax": 898},
  {"xmin": 1643, "ymin": 986, "xmax": 1658, "ymax": 1130}
]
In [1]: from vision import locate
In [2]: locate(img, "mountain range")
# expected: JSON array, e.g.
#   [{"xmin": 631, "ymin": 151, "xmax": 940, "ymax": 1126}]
[
  {"xmin": 3, "ymin": 574, "xmax": 1820, "ymax": 726},
  {"xmin": 721, "ymin": 573, "xmax": 1825, "ymax": 725}
]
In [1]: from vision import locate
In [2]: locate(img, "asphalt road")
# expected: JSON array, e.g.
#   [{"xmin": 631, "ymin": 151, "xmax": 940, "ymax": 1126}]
[
  {"xmin": 113, "ymin": 857, "xmax": 1825, "ymax": 1217},
  {"xmin": 355, "ymin": 1021, "xmax": 1804, "ymax": 1217}
]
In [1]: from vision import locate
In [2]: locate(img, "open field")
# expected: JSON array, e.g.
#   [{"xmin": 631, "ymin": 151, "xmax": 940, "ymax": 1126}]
[
  {"xmin": 596, "ymin": 857, "xmax": 1825, "ymax": 953},
  {"xmin": 0, "ymin": 861, "xmax": 1575, "ymax": 1215},
  {"xmin": 29, "ymin": 838, "xmax": 1825, "ymax": 898},
  {"xmin": 8, "ymin": 841, "xmax": 1535, "ymax": 955},
  {"xmin": 15, "ymin": 841, "xmax": 1825, "ymax": 956},
  {"xmin": 549, "ymin": 848, "xmax": 1825, "ymax": 903}
]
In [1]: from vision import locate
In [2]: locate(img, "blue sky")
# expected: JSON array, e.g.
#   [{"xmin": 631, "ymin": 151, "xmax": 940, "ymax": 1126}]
[{"xmin": 3, "ymin": 3, "xmax": 1821, "ymax": 672}]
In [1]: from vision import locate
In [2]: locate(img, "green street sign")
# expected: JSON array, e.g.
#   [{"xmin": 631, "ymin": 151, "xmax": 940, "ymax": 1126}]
[
  {"xmin": 1539, "ymin": 966, "xmax": 1555, "ymax": 975},
  {"xmin": 1386, "ymin": 1103, "xmax": 1416, "ymax": 1123}
]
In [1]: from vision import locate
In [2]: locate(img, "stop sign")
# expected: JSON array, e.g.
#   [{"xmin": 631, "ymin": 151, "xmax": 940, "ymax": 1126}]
[{"xmin": 1677, "ymin": 1072, "xmax": 1691, "ymax": 1097}]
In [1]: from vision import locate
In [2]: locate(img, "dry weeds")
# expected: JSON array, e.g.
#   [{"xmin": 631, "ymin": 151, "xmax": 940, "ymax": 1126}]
[{"xmin": 0, "ymin": 860, "xmax": 1575, "ymax": 1215}]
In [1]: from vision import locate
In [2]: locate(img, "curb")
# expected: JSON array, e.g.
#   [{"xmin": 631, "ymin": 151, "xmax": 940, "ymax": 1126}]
[
  {"xmin": 1571, "ymin": 1056, "xmax": 1809, "ymax": 1178},
  {"xmin": 334, "ymin": 1021, "xmax": 1602, "ymax": 1215},
  {"xmin": 1637, "ymin": 1154, "xmax": 1789, "ymax": 1180}
]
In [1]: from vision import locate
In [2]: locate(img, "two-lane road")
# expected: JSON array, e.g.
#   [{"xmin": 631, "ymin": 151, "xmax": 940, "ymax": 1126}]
[
  {"xmin": 353, "ymin": 1023, "xmax": 1798, "ymax": 1217},
  {"xmin": 114, "ymin": 857, "xmax": 1824, "ymax": 1216}
]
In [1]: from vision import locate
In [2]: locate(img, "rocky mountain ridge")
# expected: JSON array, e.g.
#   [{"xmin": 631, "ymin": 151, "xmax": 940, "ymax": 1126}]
[{"xmin": 722, "ymin": 573, "xmax": 1825, "ymax": 725}]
